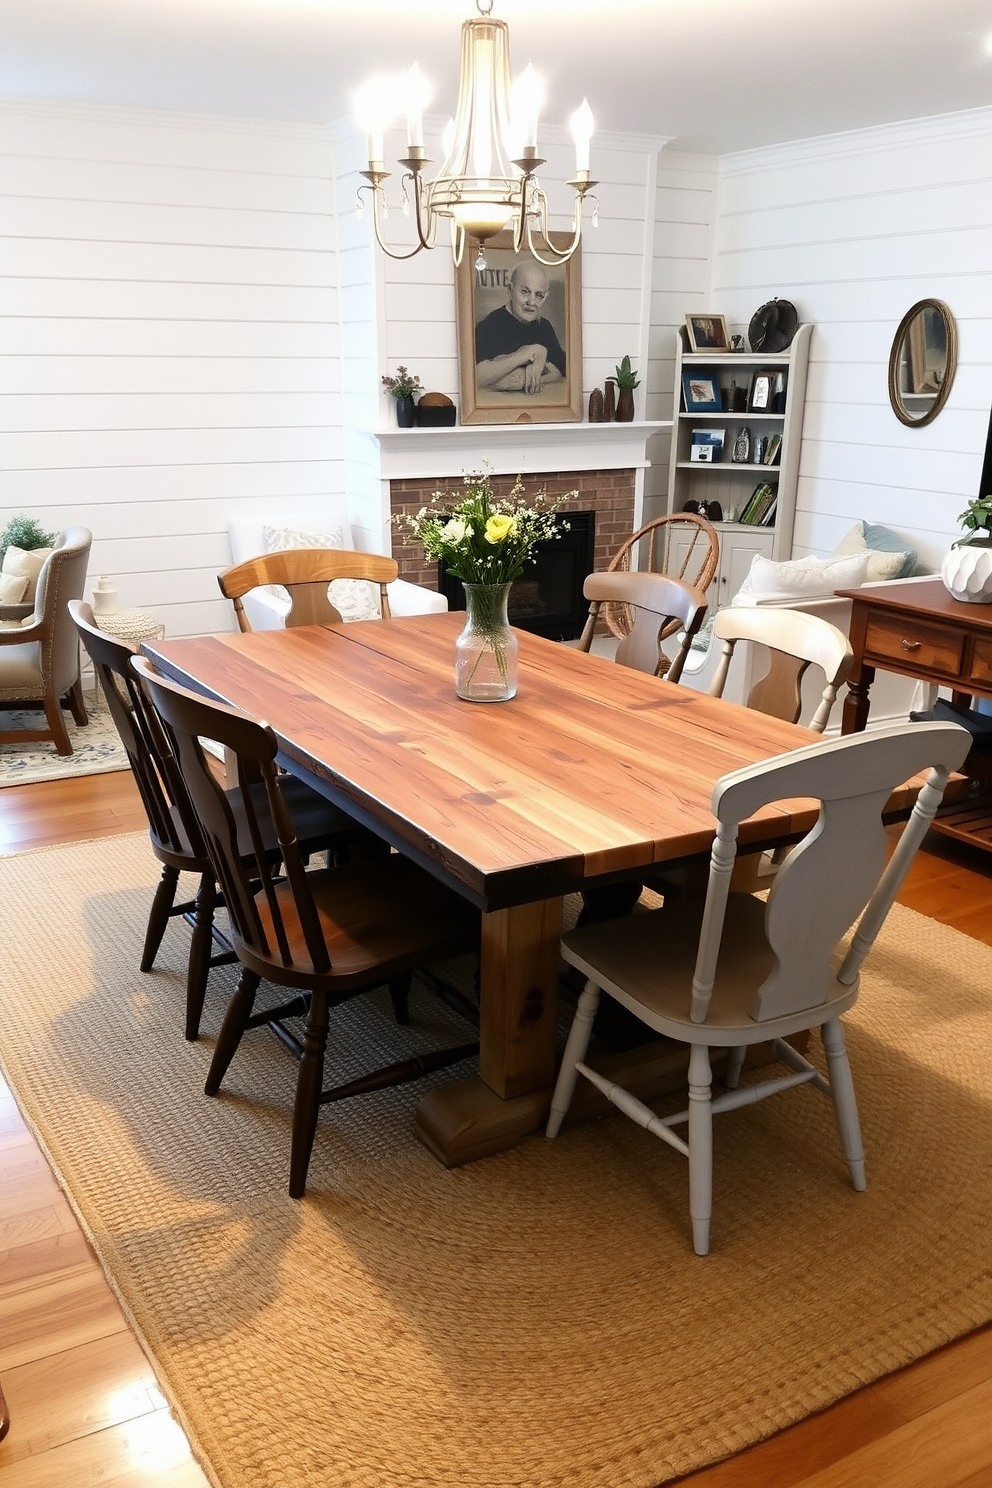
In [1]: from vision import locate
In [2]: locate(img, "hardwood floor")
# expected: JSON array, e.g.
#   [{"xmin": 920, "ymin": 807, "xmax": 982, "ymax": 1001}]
[{"xmin": 0, "ymin": 770, "xmax": 990, "ymax": 1487}]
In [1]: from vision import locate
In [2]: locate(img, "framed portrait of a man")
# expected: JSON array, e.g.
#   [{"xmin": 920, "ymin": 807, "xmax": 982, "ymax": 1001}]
[{"xmin": 455, "ymin": 233, "xmax": 582, "ymax": 424}]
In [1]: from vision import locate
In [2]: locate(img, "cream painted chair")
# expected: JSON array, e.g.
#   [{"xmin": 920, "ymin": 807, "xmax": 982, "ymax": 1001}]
[
  {"xmin": 546, "ymin": 721, "xmax": 970, "ymax": 1255},
  {"xmin": 0, "ymin": 527, "xmax": 92, "ymax": 754},
  {"xmin": 576, "ymin": 570, "xmax": 707, "ymax": 684},
  {"xmin": 708, "ymin": 606, "xmax": 854, "ymax": 733}
]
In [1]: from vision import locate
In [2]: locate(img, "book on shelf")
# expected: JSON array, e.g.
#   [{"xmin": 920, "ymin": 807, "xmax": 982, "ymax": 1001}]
[
  {"xmin": 739, "ymin": 481, "xmax": 777, "ymax": 525},
  {"xmin": 759, "ymin": 494, "xmax": 778, "ymax": 526},
  {"xmin": 763, "ymin": 433, "xmax": 782, "ymax": 466}
]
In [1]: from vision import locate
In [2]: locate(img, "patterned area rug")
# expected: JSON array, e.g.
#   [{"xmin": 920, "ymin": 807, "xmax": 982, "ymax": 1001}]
[
  {"xmin": 0, "ymin": 831, "xmax": 990, "ymax": 1488},
  {"xmin": 0, "ymin": 704, "xmax": 130, "ymax": 786}
]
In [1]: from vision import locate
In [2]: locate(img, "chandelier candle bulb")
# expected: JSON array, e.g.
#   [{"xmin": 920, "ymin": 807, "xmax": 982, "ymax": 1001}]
[
  {"xmin": 513, "ymin": 62, "xmax": 543, "ymax": 150},
  {"xmin": 570, "ymin": 99, "xmax": 594, "ymax": 174},
  {"xmin": 405, "ymin": 62, "xmax": 429, "ymax": 149}
]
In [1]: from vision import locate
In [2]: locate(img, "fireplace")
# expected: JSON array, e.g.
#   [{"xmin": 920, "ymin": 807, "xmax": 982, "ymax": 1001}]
[{"xmin": 437, "ymin": 510, "xmax": 596, "ymax": 641}]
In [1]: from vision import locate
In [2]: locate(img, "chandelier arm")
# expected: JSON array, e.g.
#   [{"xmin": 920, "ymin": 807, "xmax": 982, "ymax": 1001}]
[
  {"xmin": 523, "ymin": 204, "xmax": 583, "ymax": 266},
  {"xmin": 362, "ymin": 184, "xmax": 434, "ymax": 262}
]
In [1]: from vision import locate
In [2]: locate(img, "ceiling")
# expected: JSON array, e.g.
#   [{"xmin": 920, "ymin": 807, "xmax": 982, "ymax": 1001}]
[{"xmin": 2, "ymin": 0, "xmax": 992, "ymax": 154}]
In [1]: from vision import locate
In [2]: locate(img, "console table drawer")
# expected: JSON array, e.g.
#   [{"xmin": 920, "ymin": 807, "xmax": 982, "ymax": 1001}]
[
  {"xmin": 970, "ymin": 637, "xmax": 992, "ymax": 687},
  {"xmin": 864, "ymin": 614, "xmax": 964, "ymax": 677}
]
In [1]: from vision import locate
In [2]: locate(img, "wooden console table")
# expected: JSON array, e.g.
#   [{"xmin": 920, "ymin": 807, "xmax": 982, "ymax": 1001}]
[{"xmin": 839, "ymin": 576, "xmax": 992, "ymax": 847}]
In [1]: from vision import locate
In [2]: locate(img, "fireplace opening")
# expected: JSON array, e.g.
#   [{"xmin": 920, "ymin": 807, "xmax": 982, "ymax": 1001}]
[{"xmin": 438, "ymin": 510, "xmax": 595, "ymax": 641}]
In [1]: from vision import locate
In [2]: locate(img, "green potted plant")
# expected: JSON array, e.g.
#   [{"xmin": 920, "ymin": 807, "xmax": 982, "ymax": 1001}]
[
  {"xmin": 942, "ymin": 495, "xmax": 992, "ymax": 602},
  {"xmin": 613, "ymin": 355, "xmax": 640, "ymax": 422},
  {"xmin": 381, "ymin": 366, "xmax": 424, "ymax": 428},
  {"xmin": 0, "ymin": 514, "xmax": 56, "ymax": 567}
]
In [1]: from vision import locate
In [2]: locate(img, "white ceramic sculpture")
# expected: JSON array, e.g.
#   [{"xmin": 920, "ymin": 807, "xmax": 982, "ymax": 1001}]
[
  {"xmin": 92, "ymin": 576, "xmax": 119, "ymax": 614},
  {"xmin": 940, "ymin": 542, "xmax": 992, "ymax": 604}
]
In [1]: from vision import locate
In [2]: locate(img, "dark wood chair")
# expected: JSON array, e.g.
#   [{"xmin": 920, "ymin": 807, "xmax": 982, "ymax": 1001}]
[
  {"xmin": 218, "ymin": 549, "xmax": 399, "ymax": 632},
  {"xmin": 132, "ymin": 655, "xmax": 481, "ymax": 1199},
  {"xmin": 576, "ymin": 570, "xmax": 707, "ymax": 684},
  {"xmin": 0, "ymin": 527, "xmax": 92, "ymax": 754},
  {"xmin": 70, "ymin": 601, "xmax": 374, "ymax": 1041}
]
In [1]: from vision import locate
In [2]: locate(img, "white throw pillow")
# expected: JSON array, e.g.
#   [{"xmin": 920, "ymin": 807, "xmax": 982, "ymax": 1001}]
[
  {"xmin": 2, "ymin": 546, "xmax": 52, "ymax": 606},
  {"xmin": 261, "ymin": 524, "xmax": 381, "ymax": 623},
  {"xmin": 0, "ymin": 571, "xmax": 29, "ymax": 604},
  {"xmin": 733, "ymin": 551, "xmax": 869, "ymax": 605},
  {"xmin": 832, "ymin": 521, "xmax": 913, "ymax": 582}
]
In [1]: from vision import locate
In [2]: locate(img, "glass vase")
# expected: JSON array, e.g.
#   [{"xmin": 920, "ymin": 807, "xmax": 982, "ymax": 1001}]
[{"xmin": 455, "ymin": 582, "xmax": 518, "ymax": 702}]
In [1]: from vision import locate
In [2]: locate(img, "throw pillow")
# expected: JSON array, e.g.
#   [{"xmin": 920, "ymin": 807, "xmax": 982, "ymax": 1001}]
[
  {"xmin": 0, "ymin": 572, "xmax": 29, "ymax": 604},
  {"xmin": 1, "ymin": 546, "xmax": 52, "ymax": 606},
  {"xmin": 261, "ymin": 524, "xmax": 381, "ymax": 623},
  {"xmin": 832, "ymin": 520, "xmax": 917, "ymax": 581},
  {"xmin": 733, "ymin": 551, "xmax": 869, "ymax": 605}
]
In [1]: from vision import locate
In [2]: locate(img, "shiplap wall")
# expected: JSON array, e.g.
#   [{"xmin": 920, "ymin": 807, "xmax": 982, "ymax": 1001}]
[
  {"xmin": 708, "ymin": 108, "xmax": 992, "ymax": 572},
  {"xmin": 0, "ymin": 99, "xmax": 340, "ymax": 638},
  {"xmin": 644, "ymin": 149, "xmax": 719, "ymax": 523}
]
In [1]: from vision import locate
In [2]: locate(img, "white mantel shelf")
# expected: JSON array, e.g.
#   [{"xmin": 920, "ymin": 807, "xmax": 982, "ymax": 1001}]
[{"xmin": 372, "ymin": 421, "xmax": 671, "ymax": 482}]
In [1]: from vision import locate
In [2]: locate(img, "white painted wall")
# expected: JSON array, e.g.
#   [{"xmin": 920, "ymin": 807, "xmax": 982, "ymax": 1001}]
[
  {"xmin": 0, "ymin": 98, "xmax": 341, "ymax": 638},
  {"xmin": 707, "ymin": 108, "xmax": 992, "ymax": 573}
]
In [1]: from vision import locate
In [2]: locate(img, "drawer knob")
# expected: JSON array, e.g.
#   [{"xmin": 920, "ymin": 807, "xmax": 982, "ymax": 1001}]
[{"xmin": 900, "ymin": 638, "xmax": 922, "ymax": 652}]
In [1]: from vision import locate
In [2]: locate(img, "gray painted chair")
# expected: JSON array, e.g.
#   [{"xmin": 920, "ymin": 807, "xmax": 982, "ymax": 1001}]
[
  {"xmin": 576, "ymin": 570, "xmax": 707, "ymax": 683},
  {"xmin": 0, "ymin": 527, "xmax": 92, "ymax": 754},
  {"xmin": 547, "ymin": 721, "xmax": 970, "ymax": 1255}
]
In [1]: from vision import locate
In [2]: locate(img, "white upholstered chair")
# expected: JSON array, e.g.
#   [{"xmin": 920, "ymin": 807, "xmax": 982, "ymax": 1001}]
[
  {"xmin": 576, "ymin": 570, "xmax": 707, "ymax": 684},
  {"xmin": 0, "ymin": 527, "xmax": 92, "ymax": 754},
  {"xmin": 546, "ymin": 721, "xmax": 970, "ymax": 1255}
]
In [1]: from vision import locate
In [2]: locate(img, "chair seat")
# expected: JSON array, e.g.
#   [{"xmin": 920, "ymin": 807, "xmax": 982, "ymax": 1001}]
[
  {"xmin": 244, "ymin": 854, "xmax": 479, "ymax": 992},
  {"xmin": 0, "ymin": 640, "xmax": 44, "ymax": 693},
  {"xmin": 562, "ymin": 896, "xmax": 859, "ymax": 1047}
]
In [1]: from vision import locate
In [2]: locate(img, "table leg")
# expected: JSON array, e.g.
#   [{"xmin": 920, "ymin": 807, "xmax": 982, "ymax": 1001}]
[{"xmin": 414, "ymin": 897, "xmax": 562, "ymax": 1164}]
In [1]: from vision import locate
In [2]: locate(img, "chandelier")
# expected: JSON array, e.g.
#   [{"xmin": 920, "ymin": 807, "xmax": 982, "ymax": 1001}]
[{"xmin": 354, "ymin": 0, "xmax": 596, "ymax": 269}]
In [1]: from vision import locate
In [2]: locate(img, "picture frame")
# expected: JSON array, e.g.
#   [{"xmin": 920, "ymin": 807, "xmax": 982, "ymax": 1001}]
[
  {"xmin": 682, "ymin": 370, "xmax": 722, "ymax": 413},
  {"xmin": 748, "ymin": 369, "xmax": 777, "ymax": 412},
  {"xmin": 685, "ymin": 313, "xmax": 730, "ymax": 353},
  {"xmin": 455, "ymin": 233, "xmax": 583, "ymax": 425},
  {"xmin": 690, "ymin": 428, "xmax": 725, "ymax": 463}
]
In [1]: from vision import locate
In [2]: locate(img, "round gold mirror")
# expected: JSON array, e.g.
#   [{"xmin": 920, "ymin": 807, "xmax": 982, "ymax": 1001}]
[{"xmin": 888, "ymin": 298, "xmax": 956, "ymax": 427}]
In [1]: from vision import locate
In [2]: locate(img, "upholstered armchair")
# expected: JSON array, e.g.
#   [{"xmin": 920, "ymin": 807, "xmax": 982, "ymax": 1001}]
[{"xmin": 0, "ymin": 527, "xmax": 93, "ymax": 754}]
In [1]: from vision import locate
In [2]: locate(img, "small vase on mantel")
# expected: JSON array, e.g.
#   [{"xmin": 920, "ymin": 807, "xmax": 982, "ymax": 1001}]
[
  {"xmin": 616, "ymin": 386, "xmax": 635, "ymax": 422},
  {"xmin": 394, "ymin": 395, "xmax": 416, "ymax": 429},
  {"xmin": 454, "ymin": 583, "xmax": 518, "ymax": 702}
]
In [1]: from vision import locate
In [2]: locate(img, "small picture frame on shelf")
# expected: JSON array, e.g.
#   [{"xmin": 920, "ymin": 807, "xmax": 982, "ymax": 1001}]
[
  {"xmin": 682, "ymin": 370, "xmax": 722, "ymax": 412},
  {"xmin": 685, "ymin": 314, "xmax": 730, "ymax": 353},
  {"xmin": 748, "ymin": 369, "xmax": 777, "ymax": 412},
  {"xmin": 690, "ymin": 428, "xmax": 725, "ymax": 463}
]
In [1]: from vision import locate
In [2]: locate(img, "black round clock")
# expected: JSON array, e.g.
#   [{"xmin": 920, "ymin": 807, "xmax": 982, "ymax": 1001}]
[{"xmin": 748, "ymin": 299, "xmax": 799, "ymax": 354}]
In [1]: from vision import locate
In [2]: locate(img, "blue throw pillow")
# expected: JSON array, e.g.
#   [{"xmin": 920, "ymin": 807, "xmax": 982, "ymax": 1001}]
[{"xmin": 863, "ymin": 522, "xmax": 917, "ymax": 578}]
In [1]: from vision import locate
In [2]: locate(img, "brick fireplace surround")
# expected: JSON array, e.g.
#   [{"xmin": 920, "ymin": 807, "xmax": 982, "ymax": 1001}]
[{"xmin": 389, "ymin": 469, "xmax": 636, "ymax": 592}]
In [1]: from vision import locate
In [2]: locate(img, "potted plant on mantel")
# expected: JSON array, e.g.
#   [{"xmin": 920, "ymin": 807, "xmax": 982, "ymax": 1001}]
[
  {"xmin": 613, "ymin": 355, "xmax": 640, "ymax": 422},
  {"xmin": 941, "ymin": 494, "xmax": 992, "ymax": 603},
  {"xmin": 381, "ymin": 366, "xmax": 424, "ymax": 429}
]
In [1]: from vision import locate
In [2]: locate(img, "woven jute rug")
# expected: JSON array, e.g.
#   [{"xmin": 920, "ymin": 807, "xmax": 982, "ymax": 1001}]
[{"xmin": 1, "ymin": 831, "xmax": 991, "ymax": 1488}]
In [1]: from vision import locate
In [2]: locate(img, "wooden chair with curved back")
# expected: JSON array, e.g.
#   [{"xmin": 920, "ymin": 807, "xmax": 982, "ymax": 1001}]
[
  {"xmin": 576, "ymin": 570, "xmax": 707, "ymax": 684},
  {"xmin": 547, "ymin": 721, "xmax": 971, "ymax": 1254},
  {"xmin": 70, "ymin": 600, "xmax": 373, "ymax": 1042},
  {"xmin": 132, "ymin": 655, "xmax": 481, "ymax": 1199},
  {"xmin": 601, "ymin": 512, "xmax": 719, "ymax": 644},
  {"xmin": 709, "ymin": 605, "xmax": 854, "ymax": 734},
  {"xmin": 218, "ymin": 549, "xmax": 399, "ymax": 632}
]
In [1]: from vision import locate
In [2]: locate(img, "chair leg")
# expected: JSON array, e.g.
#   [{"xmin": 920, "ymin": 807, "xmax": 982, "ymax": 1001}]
[
  {"xmin": 43, "ymin": 695, "xmax": 72, "ymax": 755},
  {"xmin": 687, "ymin": 1043, "xmax": 713, "ymax": 1256},
  {"xmin": 821, "ymin": 1018, "xmax": 866, "ymax": 1191},
  {"xmin": 724, "ymin": 1045, "xmax": 747, "ymax": 1090},
  {"xmin": 67, "ymin": 678, "xmax": 88, "ymax": 726},
  {"xmin": 185, "ymin": 873, "xmax": 217, "ymax": 1042},
  {"xmin": 546, "ymin": 978, "xmax": 600, "ymax": 1138},
  {"xmin": 388, "ymin": 973, "xmax": 411, "ymax": 1026},
  {"xmin": 289, "ymin": 989, "xmax": 330, "ymax": 1199},
  {"xmin": 141, "ymin": 864, "xmax": 181, "ymax": 971},
  {"xmin": 205, "ymin": 969, "xmax": 260, "ymax": 1096}
]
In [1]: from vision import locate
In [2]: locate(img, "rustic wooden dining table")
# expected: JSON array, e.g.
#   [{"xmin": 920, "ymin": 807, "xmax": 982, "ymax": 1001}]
[{"xmin": 144, "ymin": 613, "xmax": 825, "ymax": 1166}]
